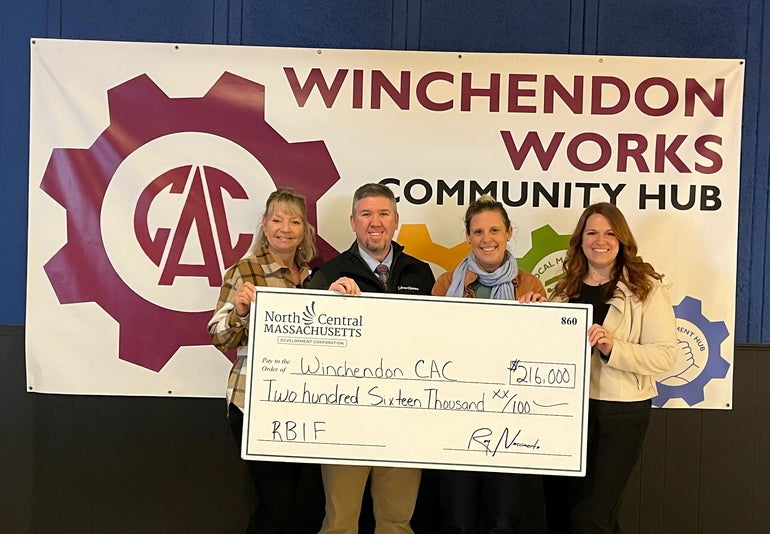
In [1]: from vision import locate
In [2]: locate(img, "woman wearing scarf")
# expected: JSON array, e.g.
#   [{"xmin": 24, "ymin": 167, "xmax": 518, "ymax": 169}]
[{"xmin": 431, "ymin": 195, "xmax": 546, "ymax": 533}]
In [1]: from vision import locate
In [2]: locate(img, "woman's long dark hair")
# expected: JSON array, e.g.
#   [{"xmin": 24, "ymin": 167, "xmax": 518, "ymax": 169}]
[{"xmin": 552, "ymin": 202, "xmax": 663, "ymax": 302}]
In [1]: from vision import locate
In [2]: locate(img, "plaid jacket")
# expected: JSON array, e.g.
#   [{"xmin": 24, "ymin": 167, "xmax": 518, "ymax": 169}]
[{"xmin": 208, "ymin": 246, "xmax": 310, "ymax": 410}]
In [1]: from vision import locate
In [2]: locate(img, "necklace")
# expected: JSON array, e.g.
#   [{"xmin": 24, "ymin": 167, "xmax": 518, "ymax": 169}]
[{"xmin": 585, "ymin": 271, "xmax": 610, "ymax": 286}]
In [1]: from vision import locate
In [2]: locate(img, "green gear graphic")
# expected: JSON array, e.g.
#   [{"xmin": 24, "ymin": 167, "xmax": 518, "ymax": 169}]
[{"xmin": 517, "ymin": 225, "xmax": 571, "ymax": 297}]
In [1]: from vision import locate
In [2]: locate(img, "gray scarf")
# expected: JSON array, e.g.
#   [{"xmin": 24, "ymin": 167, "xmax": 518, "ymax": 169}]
[{"xmin": 446, "ymin": 250, "xmax": 518, "ymax": 300}]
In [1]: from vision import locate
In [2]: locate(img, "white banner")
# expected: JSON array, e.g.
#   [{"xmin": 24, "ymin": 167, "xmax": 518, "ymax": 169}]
[
  {"xmin": 26, "ymin": 39, "xmax": 743, "ymax": 408},
  {"xmin": 242, "ymin": 288, "xmax": 592, "ymax": 475}
]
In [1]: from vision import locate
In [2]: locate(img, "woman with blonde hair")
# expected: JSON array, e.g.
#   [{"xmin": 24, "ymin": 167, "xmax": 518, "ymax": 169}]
[{"xmin": 208, "ymin": 187, "xmax": 323, "ymax": 533}]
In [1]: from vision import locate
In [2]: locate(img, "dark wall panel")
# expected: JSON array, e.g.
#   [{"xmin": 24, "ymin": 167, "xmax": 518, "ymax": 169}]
[
  {"xmin": 0, "ymin": 1, "xmax": 49, "ymax": 326},
  {"xmin": 636, "ymin": 413, "xmax": 667, "ymax": 533},
  {"xmin": 754, "ymin": 350, "xmax": 770, "ymax": 531},
  {"xmin": 0, "ymin": 326, "xmax": 35, "ymax": 533},
  {"xmin": 736, "ymin": 0, "xmax": 766, "ymax": 343},
  {"xmin": 595, "ymin": 0, "xmax": 748, "ymax": 59},
  {"xmin": 418, "ymin": 0, "xmax": 574, "ymax": 53},
  {"xmin": 59, "ymin": 0, "xmax": 220, "ymax": 43},
  {"xmin": 241, "ymin": 0, "xmax": 398, "ymax": 49},
  {"xmin": 740, "ymin": 0, "xmax": 769, "ymax": 343},
  {"xmin": 699, "ymin": 355, "xmax": 755, "ymax": 533},
  {"xmin": 30, "ymin": 393, "xmax": 252, "ymax": 534},
  {"xmin": 662, "ymin": 410, "xmax": 703, "ymax": 532}
]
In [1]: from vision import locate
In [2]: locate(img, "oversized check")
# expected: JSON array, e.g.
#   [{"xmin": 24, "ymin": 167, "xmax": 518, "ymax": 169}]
[{"xmin": 243, "ymin": 287, "xmax": 592, "ymax": 476}]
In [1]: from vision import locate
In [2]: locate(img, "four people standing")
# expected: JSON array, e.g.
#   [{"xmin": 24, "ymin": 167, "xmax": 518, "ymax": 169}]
[{"xmin": 211, "ymin": 184, "xmax": 676, "ymax": 533}]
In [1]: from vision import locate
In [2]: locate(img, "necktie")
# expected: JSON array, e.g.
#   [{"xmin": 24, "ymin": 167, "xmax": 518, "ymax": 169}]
[{"xmin": 375, "ymin": 263, "xmax": 389, "ymax": 285}]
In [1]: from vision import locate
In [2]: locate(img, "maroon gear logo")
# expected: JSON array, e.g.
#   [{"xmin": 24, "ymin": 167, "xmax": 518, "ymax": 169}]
[{"xmin": 41, "ymin": 72, "xmax": 339, "ymax": 371}]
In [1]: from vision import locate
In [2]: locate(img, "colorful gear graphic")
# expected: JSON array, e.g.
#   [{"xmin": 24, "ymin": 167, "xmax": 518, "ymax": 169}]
[
  {"xmin": 41, "ymin": 72, "xmax": 340, "ymax": 371},
  {"xmin": 396, "ymin": 224, "xmax": 470, "ymax": 272},
  {"xmin": 653, "ymin": 296, "xmax": 730, "ymax": 407},
  {"xmin": 516, "ymin": 225, "xmax": 571, "ymax": 295}
]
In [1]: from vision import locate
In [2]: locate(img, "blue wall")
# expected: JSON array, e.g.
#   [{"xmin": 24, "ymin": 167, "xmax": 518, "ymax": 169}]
[{"xmin": 2, "ymin": 0, "xmax": 768, "ymax": 341}]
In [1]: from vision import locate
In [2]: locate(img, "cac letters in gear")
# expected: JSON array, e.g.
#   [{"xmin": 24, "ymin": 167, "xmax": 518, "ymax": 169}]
[{"xmin": 40, "ymin": 72, "xmax": 339, "ymax": 371}]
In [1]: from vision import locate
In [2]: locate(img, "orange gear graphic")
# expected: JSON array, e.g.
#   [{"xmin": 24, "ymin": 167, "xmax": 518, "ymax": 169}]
[{"xmin": 397, "ymin": 224, "xmax": 470, "ymax": 272}]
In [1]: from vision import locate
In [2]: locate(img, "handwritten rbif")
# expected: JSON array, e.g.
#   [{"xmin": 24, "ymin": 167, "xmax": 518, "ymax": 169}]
[{"xmin": 243, "ymin": 287, "xmax": 592, "ymax": 476}]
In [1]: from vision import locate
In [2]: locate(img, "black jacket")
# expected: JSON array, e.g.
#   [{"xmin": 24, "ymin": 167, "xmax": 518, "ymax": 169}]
[{"xmin": 308, "ymin": 241, "xmax": 434, "ymax": 295}]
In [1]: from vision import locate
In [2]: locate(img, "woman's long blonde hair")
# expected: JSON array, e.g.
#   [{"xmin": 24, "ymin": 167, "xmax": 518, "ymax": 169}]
[{"xmin": 252, "ymin": 188, "xmax": 317, "ymax": 266}]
